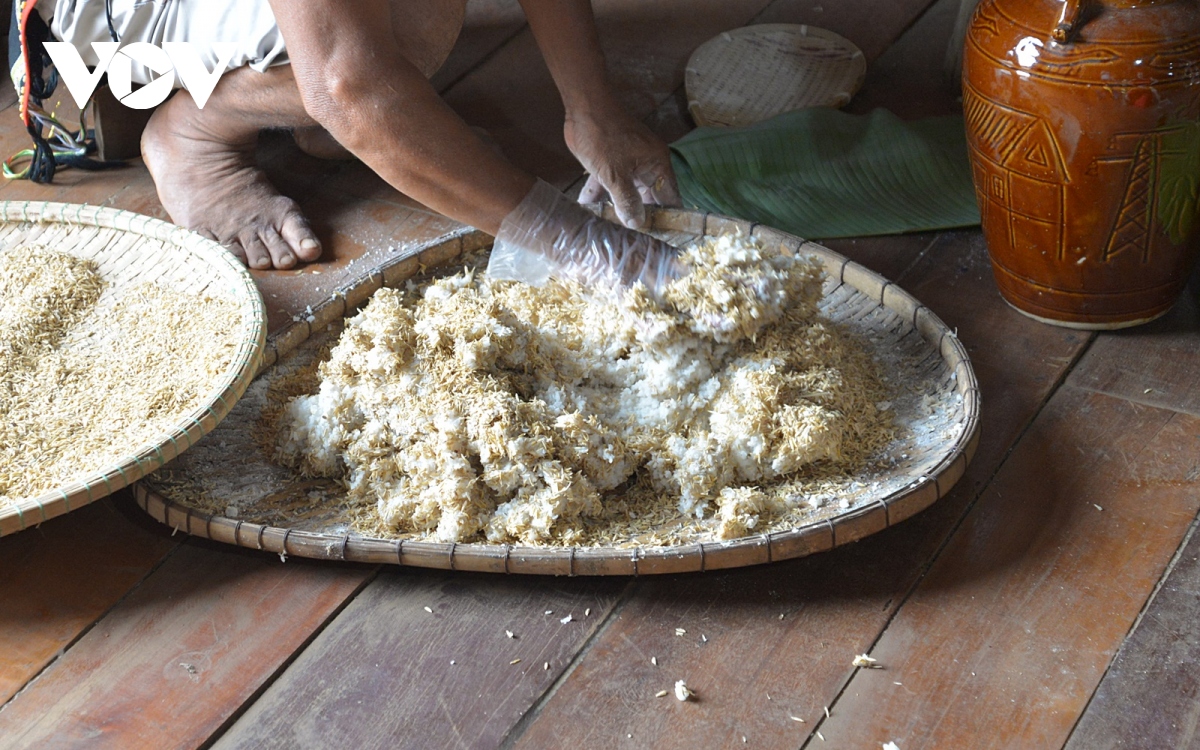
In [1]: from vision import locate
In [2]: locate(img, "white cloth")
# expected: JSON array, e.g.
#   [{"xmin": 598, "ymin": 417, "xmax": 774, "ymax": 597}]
[{"xmin": 37, "ymin": 0, "xmax": 288, "ymax": 86}]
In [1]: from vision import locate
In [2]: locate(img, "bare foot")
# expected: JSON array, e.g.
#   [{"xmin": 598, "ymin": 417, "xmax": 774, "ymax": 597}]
[{"xmin": 142, "ymin": 92, "xmax": 322, "ymax": 270}]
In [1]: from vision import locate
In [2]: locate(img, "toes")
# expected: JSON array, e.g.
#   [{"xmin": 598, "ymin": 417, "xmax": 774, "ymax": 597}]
[
  {"xmin": 219, "ymin": 238, "xmax": 251, "ymax": 266},
  {"xmin": 279, "ymin": 209, "xmax": 322, "ymax": 262},
  {"xmin": 260, "ymin": 226, "xmax": 297, "ymax": 269},
  {"xmin": 239, "ymin": 233, "xmax": 274, "ymax": 270}
]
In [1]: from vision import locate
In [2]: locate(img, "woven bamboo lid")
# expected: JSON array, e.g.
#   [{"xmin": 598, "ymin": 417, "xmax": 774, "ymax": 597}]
[
  {"xmin": 686, "ymin": 24, "xmax": 866, "ymax": 128},
  {"xmin": 0, "ymin": 202, "xmax": 266, "ymax": 536},
  {"xmin": 136, "ymin": 209, "xmax": 980, "ymax": 575}
]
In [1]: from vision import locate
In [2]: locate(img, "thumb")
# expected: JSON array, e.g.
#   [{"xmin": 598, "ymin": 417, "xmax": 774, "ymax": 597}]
[{"xmin": 607, "ymin": 174, "xmax": 647, "ymax": 230}]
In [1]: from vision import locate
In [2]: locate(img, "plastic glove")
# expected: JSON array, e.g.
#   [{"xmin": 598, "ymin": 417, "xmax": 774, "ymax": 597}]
[{"xmin": 487, "ymin": 179, "xmax": 683, "ymax": 298}]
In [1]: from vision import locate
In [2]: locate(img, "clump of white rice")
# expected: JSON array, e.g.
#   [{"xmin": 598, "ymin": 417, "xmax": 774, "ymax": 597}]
[{"xmin": 276, "ymin": 233, "xmax": 888, "ymax": 544}]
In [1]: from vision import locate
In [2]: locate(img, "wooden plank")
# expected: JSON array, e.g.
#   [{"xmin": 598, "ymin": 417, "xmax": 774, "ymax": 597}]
[
  {"xmin": 0, "ymin": 540, "xmax": 372, "ymax": 750},
  {"xmin": 210, "ymin": 572, "xmax": 627, "ymax": 749},
  {"xmin": 0, "ymin": 11, "xmax": 547, "ymax": 745},
  {"xmin": 821, "ymin": 232, "xmax": 939, "ymax": 282},
  {"xmin": 447, "ymin": 0, "xmax": 937, "ymax": 189},
  {"xmin": 1064, "ymin": 520, "xmax": 1200, "ymax": 750},
  {"xmin": 2, "ymin": 5, "xmax": 993, "ymax": 748},
  {"xmin": 507, "ymin": 230, "xmax": 1092, "ymax": 749},
  {"xmin": 443, "ymin": 0, "xmax": 778, "ymax": 188},
  {"xmin": 430, "ymin": 0, "xmax": 528, "ymax": 92},
  {"xmin": 253, "ymin": 183, "xmax": 463, "ymax": 333},
  {"xmin": 1070, "ymin": 278, "xmax": 1200, "ymax": 417},
  {"xmin": 0, "ymin": 497, "xmax": 177, "ymax": 705},
  {"xmin": 754, "ymin": 0, "xmax": 940, "ymax": 62},
  {"xmin": 811, "ymin": 386, "xmax": 1200, "ymax": 749},
  {"xmin": 1060, "ymin": 285, "xmax": 1200, "ymax": 750},
  {"xmin": 844, "ymin": 0, "xmax": 966, "ymax": 119}
]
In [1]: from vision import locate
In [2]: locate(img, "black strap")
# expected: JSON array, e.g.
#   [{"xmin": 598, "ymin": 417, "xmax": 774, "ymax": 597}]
[{"xmin": 104, "ymin": 0, "xmax": 119, "ymax": 43}]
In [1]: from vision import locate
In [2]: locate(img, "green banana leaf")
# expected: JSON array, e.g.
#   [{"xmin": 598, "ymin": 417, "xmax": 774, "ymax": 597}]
[{"xmin": 670, "ymin": 107, "xmax": 981, "ymax": 239}]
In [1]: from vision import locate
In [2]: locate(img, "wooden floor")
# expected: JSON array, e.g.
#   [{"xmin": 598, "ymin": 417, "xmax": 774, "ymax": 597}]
[{"xmin": 4, "ymin": 1, "xmax": 1200, "ymax": 748}]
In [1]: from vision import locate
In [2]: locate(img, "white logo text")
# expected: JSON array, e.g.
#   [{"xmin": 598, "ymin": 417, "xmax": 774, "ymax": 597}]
[{"xmin": 42, "ymin": 42, "xmax": 236, "ymax": 110}]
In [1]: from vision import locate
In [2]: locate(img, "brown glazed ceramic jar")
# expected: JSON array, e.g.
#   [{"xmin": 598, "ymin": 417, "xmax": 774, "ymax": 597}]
[{"xmin": 963, "ymin": 0, "xmax": 1200, "ymax": 328}]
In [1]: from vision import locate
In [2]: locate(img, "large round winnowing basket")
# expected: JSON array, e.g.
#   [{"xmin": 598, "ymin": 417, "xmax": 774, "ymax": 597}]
[
  {"xmin": 0, "ymin": 202, "xmax": 266, "ymax": 537},
  {"xmin": 135, "ymin": 208, "xmax": 980, "ymax": 575}
]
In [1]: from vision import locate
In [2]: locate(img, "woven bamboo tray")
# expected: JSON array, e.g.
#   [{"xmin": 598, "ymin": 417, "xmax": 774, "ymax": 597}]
[
  {"xmin": 135, "ymin": 209, "xmax": 980, "ymax": 575},
  {"xmin": 0, "ymin": 201, "xmax": 266, "ymax": 537},
  {"xmin": 686, "ymin": 24, "xmax": 866, "ymax": 128}
]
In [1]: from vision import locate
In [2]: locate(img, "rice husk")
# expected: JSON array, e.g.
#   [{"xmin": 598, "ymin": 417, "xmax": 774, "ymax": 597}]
[{"xmin": 0, "ymin": 245, "xmax": 243, "ymax": 506}]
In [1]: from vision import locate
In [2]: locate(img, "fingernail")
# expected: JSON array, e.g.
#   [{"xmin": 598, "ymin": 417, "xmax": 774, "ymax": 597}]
[
  {"xmin": 300, "ymin": 238, "xmax": 319, "ymax": 251},
  {"xmin": 281, "ymin": 254, "xmax": 294, "ymax": 265}
]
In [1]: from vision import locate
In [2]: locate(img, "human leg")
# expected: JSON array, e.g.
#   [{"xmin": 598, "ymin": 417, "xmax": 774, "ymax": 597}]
[
  {"xmin": 141, "ymin": 0, "xmax": 467, "ymax": 269},
  {"xmin": 142, "ymin": 64, "xmax": 321, "ymax": 269}
]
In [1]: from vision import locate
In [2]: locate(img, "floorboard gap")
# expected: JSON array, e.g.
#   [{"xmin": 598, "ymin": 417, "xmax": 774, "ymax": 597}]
[
  {"xmin": 796, "ymin": 331, "xmax": 1097, "ymax": 749},
  {"xmin": 199, "ymin": 564, "xmax": 384, "ymax": 749},
  {"xmin": 498, "ymin": 579, "xmax": 639, "ymax": 749},
  {"xmin": 0, "ymin": 535, "xmax": 184, "ymax": 716},
  {"xmin": 1058, "ymin": 504, "xmax": 1200, "ymax": 749}
]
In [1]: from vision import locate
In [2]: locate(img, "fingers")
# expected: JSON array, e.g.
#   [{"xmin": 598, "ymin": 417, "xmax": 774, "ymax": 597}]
[
  {"xmin": 578, "ymin": 173, "xmax": 607, "ymax": 204},
  {"xmin": 636, "ymin": 159, "xmax": 682, "ymax": 208},
  {"xmin": 607, "ymin": 174, "xmax": 647, "ymax": 230},
  {"xmin": 649, "ymin": 166, "xmax": 683, "ymax": 208}
]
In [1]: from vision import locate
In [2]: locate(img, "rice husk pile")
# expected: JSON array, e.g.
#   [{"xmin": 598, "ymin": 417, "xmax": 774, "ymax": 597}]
[
  {"xmin": 276, "ymin": 233, "xmax": 894, "ymax": 545},
  {"xmin": 0, "ymin": 245, "xmax": 243, "ymax": 506}
]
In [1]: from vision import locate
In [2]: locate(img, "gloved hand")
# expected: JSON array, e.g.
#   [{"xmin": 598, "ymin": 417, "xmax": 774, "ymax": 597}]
[{"xmin": 487, "ymin": 179, "xmax": 683, "ymax": 298}]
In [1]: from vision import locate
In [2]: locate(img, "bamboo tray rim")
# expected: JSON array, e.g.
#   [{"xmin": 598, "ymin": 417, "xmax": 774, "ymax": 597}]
[
  {"xmin": 135, "ymin": 208, "xmax": 980, "ymax": 575},
  {"xmin": 0, "ymin": 201, "xmax": 266, "ymax": 537}
]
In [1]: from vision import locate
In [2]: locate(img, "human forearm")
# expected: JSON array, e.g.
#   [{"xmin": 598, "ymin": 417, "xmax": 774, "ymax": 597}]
[
  {"xmin": 268, "ymin": 0, "xmax": 675, "ymax": 291},
  {"xmin": 271, "ymin": 0, "xmax": 532, "ymax": 233},
  {"xmin": 516, "ymin": 0, "xmax": 680, "ymax": 227},
  {"xmin": 312, "ymin": 67, "xmax": 531, "ymax": 234},
  {"xmin": 517, "ymin": 0, "xmax": 621, "ymax": 118}
]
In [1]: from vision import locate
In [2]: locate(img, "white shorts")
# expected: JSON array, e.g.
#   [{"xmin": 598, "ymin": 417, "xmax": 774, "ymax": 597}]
[{"xmin": 36, "ymin": 0, "xmax": 288, "ymax": 86}]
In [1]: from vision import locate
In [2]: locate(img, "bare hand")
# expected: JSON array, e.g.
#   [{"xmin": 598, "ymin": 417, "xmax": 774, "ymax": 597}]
[{"xmin": 565, "ymin": 104, "xmax": 682, "ymax": 230}]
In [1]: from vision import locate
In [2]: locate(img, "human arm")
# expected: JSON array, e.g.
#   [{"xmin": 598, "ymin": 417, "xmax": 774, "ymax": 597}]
[
  {"xmin": 267, "ymin": 0, "xmax": 534, "ymax": 234},
  {"xmin": 517, "ymin": 0, "xmax": 682, "ymax": 229},
  {"xmin": 268, "ymin": 0, "xmax": 678, "ymax": 291}
]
